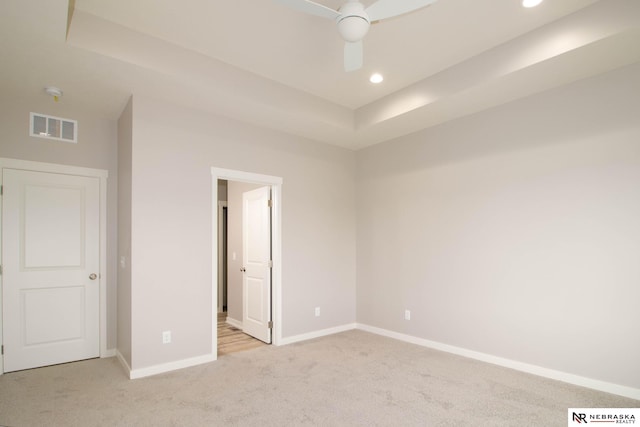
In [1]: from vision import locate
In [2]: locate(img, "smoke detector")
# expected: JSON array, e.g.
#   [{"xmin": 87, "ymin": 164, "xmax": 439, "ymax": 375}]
[{"xmin": 45, "ymin": 86, "xmax": 63, "ymax": 102}]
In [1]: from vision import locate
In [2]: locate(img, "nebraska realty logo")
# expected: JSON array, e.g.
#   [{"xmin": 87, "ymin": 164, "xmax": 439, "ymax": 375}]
[{"xmin": 569, "ymin": 408, "xmax": 639, "ymax": 425}]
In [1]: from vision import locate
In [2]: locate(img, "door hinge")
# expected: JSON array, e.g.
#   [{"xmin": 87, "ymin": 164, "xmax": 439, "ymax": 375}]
[
  {"xmin": 0, "ymin": 185, "xmax": 3, "ymax": 196},
  {"xmin": 1, "ymin": 345, "xmax": 4, "ymax": 355},
  {"xmin": 268, "ymin": 260, "xmax": 273, "ymax": 268},
  {"xmin": 267, "ymin": 199, "xmax": 272, "ymax": 207},
  {"xmin": 0, "ymin": 264, "xmax": 2, "ymax": 275},
  {"xmin": 267, "ymin": 321, "xmax": 273, "ymax": 329}
]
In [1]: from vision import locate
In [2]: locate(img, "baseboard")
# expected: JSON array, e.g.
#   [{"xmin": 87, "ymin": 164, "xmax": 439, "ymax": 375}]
[
  {"xmin": 279, "ymin": 323, "xmax": 357, "ymax": 346},
  {"xmin": 356, "ymin": 323, "xmax": 640, "ymax": 401},
  {"xmin": 115, "ymin": 349, "xmax": 132, "ymax": 377},
  {"xmin": 127, "ymin": 353, "xmax": 216, "ymax": 380},
  {"xmin": 102, "ymin": 348, "xmax": 116, "ymax": 358},
  {"xmin": 226, "ymin": 317, "xmax": 243, "ymax": 329}
]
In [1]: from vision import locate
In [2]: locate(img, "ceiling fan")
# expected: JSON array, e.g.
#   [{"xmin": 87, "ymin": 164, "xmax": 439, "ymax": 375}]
[{"xmin": 275, "ymin": 0, "xmax": 438, "ymax": 72}]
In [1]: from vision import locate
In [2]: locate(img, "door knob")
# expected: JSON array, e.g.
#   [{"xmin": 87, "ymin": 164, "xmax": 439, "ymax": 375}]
[
  {"xmin": 240, "ymin": 268, "xmax": 246, "ymax": 272},
  {"xmin": 89, "ymin": 273, "xmax": 97, "ymax": 280}
]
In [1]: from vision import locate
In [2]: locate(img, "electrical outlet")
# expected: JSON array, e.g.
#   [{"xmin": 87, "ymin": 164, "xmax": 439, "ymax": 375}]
[
  {"xmin": 315, "ymin": 307, "xmax": 320, "ymax": 317},
  {"xmin": 405, "ymin": 310, "xmax": 411, "ymax": 321},
  {"xmin": 162, "ymin": 330, "xmax": 171, "ymax": 344}
]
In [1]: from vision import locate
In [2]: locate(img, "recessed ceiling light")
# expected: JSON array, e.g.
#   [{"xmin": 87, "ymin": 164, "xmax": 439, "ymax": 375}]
[
  {"xmin": 369, "ymin": 73, "xmax": 384, "ymax": 84},
  {"xmin": 522, "ymin": 0, "xmax": 543, "ymax": 8}
]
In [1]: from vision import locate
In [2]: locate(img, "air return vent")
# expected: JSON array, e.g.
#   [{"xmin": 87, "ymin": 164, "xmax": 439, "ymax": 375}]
[{"xmin": 30, "ymin": 112, "xmax": 77, "ymax": 143}]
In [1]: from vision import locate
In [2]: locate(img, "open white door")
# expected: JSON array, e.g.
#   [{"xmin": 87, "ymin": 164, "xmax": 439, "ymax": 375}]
[
  {"xmin": 242, "ymin": 186, "xmax": 272, "ymax": 343},
  {"xmin": 2, "ymin": 169, "xmax": 100, "ymax": 372}
]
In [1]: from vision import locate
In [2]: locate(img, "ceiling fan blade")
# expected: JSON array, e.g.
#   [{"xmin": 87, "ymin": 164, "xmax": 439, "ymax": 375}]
[
  {"xmin": 365, "ymin": 0, "xmax": 437, "ymax": 22},
  {"xmin": 344, "ymin": 40, "xmax": 363, "ymax": 72},
  {"xmin": 274, "ymin": 0, "xmax": 341, "ymax": 20}
]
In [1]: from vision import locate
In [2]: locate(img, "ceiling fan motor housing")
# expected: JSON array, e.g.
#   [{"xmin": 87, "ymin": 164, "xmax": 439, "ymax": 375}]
[{"xmin": 336, "ymin": 1, "xmax": 370, "ymax": 42}]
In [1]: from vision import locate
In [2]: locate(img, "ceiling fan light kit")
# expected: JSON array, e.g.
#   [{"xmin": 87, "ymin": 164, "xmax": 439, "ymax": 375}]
[
  {"xmin": 336, "ymin": 1, "xmax": 370, "ymax": 42},
  {"xmin": 276, "ymin": 0, "xmax": 438, "ymax": 72}
]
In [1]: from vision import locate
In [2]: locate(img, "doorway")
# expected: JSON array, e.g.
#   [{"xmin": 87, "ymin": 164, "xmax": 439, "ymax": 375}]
[
  {"xmin": 217, "ymin": 181, "xmax": 267, "ymax": 354},
  {"xmin": 211, "ymin": 167, "xmax": 283, "ymax": 359}
]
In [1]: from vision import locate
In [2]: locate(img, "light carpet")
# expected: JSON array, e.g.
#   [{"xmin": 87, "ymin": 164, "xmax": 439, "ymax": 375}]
[{"xmin": 0, "ymin": 330, "xmax": 637, "ymax": 426}]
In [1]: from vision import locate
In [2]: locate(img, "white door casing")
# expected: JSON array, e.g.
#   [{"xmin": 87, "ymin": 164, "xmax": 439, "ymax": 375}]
[
  {"xmin": 1, "ymin": 167, "xmax": 102, "ymax": 372},
  {"xmin": 242, "ymin": 186, "xmax": 272, "ymax": 343}
]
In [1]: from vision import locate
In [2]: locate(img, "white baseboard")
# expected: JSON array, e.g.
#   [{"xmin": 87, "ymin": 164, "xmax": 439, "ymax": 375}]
[
  {"xmin": 102, "ymin": 348, "xmax": 116, "ymax": 358},
  {"xmin": 226, "ymin": 317, "xmax": 243, "ymax": 329},
  {"xmin": 115, "ymin": 349, "xmax": 132, "ymax": 377},
  {"xmin": 356, "ymin": 323, "xmax": 640, "ymax": 401},
  {"xmin": 122, "ymin": 353, "xmax": 216, "ymax": 380},
  {"xmin": 279, "ymin": 323, "xmax": 357, "ymax": 346}
]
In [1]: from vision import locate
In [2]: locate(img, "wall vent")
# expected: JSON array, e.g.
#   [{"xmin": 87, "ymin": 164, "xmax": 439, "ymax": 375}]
[{"xmin": 29, "ymin": 112, "xmax": 77, "ymax": 143}]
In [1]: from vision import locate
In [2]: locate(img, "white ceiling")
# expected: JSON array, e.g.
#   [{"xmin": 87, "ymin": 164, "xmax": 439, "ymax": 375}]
[{"xmin": 2, "ymin": 0, "xmax": 639, "ymax": 149}]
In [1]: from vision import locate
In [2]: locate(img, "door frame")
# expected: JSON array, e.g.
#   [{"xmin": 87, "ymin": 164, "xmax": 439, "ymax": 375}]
[
  {"xmin": 211, "ymin": 167, "xmax": 283, "ymax": 355},
  {"xmin": 0, "ymin": 158, "xmax": 109, "ymax": 373}
]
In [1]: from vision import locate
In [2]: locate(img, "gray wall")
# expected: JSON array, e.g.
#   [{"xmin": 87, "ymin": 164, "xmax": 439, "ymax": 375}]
[
  {"xmin": 226, "ymin": 181, "xmax": 263, "ymax": 323},
  {"xmin": 126, "ymin": 95, "xmax": 357, "ymax": 370},
  {"xmin": 356, "ymin": 63, "xmax": 640, "ymax": 389},
  {"xmin": 117, "ymin": 97, "xmax": 133, "ymax": 366},
  {"xmin": 0, "ymin": 93, "xmax": 119, "ymax": 351}
]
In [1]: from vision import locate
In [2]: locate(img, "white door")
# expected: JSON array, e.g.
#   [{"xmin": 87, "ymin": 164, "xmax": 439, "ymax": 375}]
[
  {"xmin": 242, "ymin": 186, "xmax": 272, "ymax": 343},
  {"xmin": 2, "ymin": 169, "xmax": 100, "ymax": 372}
]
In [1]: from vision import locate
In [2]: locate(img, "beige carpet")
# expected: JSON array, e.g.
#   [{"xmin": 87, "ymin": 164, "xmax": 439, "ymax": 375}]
[{"xmin": 0, "ymin": 330, "xmax": 637, "ymax": 426}]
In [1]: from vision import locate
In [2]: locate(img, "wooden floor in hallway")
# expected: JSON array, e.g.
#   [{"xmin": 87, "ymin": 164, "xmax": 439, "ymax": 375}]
[{"xmin": 217, "ymin": 312, "xmax": 267, "ymax": 356}]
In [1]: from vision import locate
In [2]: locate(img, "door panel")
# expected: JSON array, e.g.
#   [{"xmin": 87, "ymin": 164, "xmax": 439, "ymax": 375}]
[
  {"xmin": 23, "ymin": 286, "xmax": 85, "ymax": 345},
  {"xmin": 242, "ymin": 186, "xmax": 271, "ymax": 343},
  {"xmin": 2, "ymin": 169, "xmax": 100, "ymax": 372},
  {"xmin": 23, "ymin": 185, "xmax": 84, "ymax": 268},
  {"xmin": 246, "ymin": 278, "xmax": 264, "ymax": 323}
]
